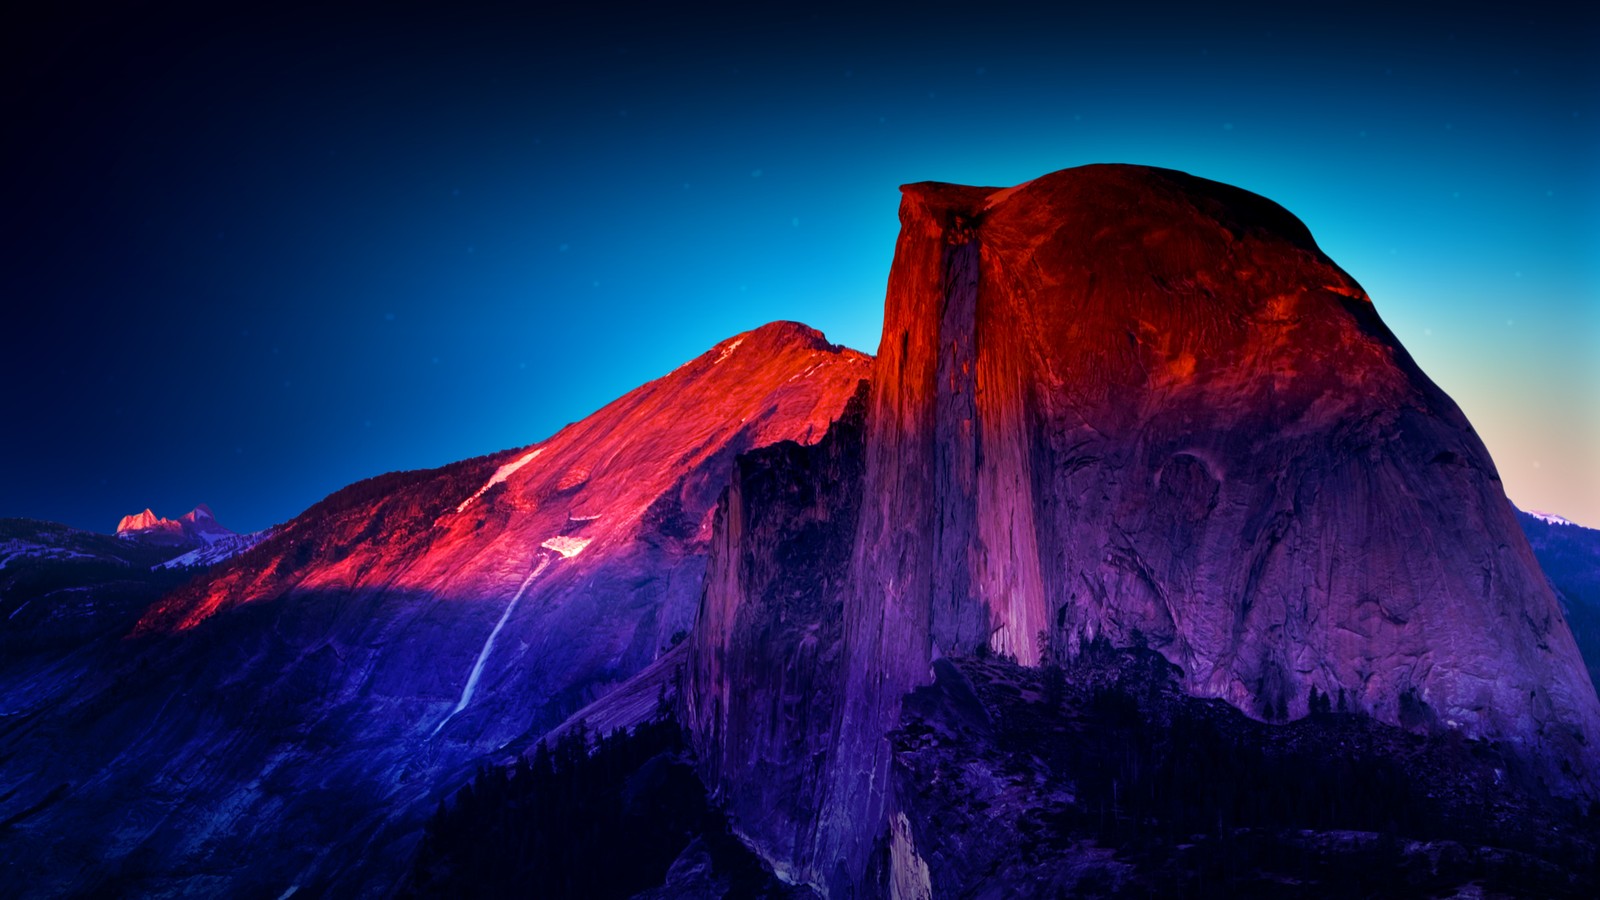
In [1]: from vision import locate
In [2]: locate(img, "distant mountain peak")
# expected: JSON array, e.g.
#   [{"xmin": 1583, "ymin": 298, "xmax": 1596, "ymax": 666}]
[
  {"xmin": 1525, "ymin": 508, "xmax": 1587, "ymax": 529},
  {"xmin": 116, "ymin": 508, "xmax": 178, "ymax": 536},
  {"xmin": 183, "ymin": 503, "xmax": 216, "ymax": 522},
  {"xmin": 116, "ymin": 505, "xmax": 237, "ymax": 546}
]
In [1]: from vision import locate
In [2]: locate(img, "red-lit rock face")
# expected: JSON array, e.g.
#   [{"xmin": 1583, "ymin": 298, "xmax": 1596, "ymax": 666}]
[
  {"xmin": 116, "ymin": 509, "xmax": 166, "ymax": 534},
  {"xmin": 138, "ymin": 321, "xmax": 867, "ymax": 639},
  {"xmin": 872, "ymin": 165, "xmax": 1596, "ymax": 749},
  {"xmin": 4, "ymin": 322, "xmax": 868, "ymax": 897},
  {"xmin": 689, "ymin": 165, "xmax": 1600, "ymax": 894},
  {"xmin": 115, "ymin": 508, "xmax": 188, "ymax": 542},
  {"xmin": 131, "ymin": 321, "xmax": 869, "ymax": 765}
]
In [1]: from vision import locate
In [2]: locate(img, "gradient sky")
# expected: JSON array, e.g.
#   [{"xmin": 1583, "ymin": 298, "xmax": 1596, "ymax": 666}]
[{"xmin": 2, "ymin": 1, "xmax": 1595, "ymax": 534}]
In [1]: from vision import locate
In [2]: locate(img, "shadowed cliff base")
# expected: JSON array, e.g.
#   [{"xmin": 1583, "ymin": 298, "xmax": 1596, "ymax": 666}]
[
  {"xmin": 410, "ymin": 646, "xmax": 1600, "ymax": 898},
  {"xmin": 887, "ymin": 648, "xmax": 1599, "ymax": 898}
]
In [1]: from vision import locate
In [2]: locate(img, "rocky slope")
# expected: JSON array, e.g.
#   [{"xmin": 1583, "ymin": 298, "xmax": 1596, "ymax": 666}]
[
  {"xmin": 0, "ymin": 322, "xmax": 869, "ymax": 897},
  {"xmin": 888, "ymin": 650, "xmax": 1599, "ymax": 898},
  {"xmin": 685, "ymin": 165, "xmax": 1600, "ymax": 895},
  {"xmin": 0, "ymin": 518, "xmax": 192, "ymax": 670},
  {"xmin": 2, "ymin": 507, "xmax": 262, "ymax": 706},
  {"xmin": 153, "ymin": 528, "xmax": 270, "ymax": 570},
  {"xmin": 424, "ymin": 623, "xmax": 1600, "ymax": 898}
]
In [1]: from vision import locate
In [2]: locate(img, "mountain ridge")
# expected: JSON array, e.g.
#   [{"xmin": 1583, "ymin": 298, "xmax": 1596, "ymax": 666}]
[{"xmin": 114, "ymin": 503, "xmax": 239, "ymax": 549}]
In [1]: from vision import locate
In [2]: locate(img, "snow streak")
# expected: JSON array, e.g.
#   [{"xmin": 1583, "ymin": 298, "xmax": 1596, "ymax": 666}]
[
  {"xmin": 456, "ymin": 447, "xmax": 544, "ymax": 513},
  {"xmin": 714, "ymin": 337, "xmax": 745, "ymax": 364},
  {"xmin": 430, "ymin": 553, "xmax": 551, "ymax": 737}
]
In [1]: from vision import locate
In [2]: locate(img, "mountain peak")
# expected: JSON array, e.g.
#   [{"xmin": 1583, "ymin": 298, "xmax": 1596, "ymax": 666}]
[
  {"xmin": 116, "ymin": 504, "xmax": 236, "ymax": 546},
  {"xmin": 866, "ymin": 161, "xmax": 1590, "ymax": 743},
  {"xmin": 1524, "ymin": 508, "xmax": 1589, "ymax": 530},
  {"xmin": 698, "ymin": 321, "xmax": 850, "ymax": 368},
  {"xmin": 184, "ymin": 503, "xmax": 216, "ymax": 522},
  {"xmin": 666, "ymin": 322, "xmax": 868, "ymax": 396},
  {"xmin": 744, "ymin": 319, "xmax": 842, "ymax": 352},
  {"xmin": 115, "ymin": 508, "xmax": 169, "ymax": 535}
]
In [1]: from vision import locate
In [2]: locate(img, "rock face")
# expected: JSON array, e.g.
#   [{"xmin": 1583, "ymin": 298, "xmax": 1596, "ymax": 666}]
[
  {"xmin": 0, "ymin": 322, "xmax": 868, "ymax": 897},
  {"xmin": 688, "ymin": 165, "xmax": 1600, "ymax": 895},
  {"xmin": 114, "ymin": 508, "xmax": 188, "ymax": 544},
  {"xmin": 684, "ymin": 383, "xmax": 868, "ymax": 883},
  {"xmin": 114, "ymin": 508, "xmax": 167, "ymax": 534}
]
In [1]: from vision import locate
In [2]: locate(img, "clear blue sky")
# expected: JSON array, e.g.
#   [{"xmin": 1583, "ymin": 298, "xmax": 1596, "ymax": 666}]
[{"xmin": 2, "ymin": 1, "xmax": 1595, "ymax": 532}]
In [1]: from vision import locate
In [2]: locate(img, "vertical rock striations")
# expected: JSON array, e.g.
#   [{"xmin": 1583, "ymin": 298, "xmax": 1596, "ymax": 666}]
[
  {"xmin": 689, "ymin": 165, "xmax": 1600, "ymax": 896},
  {"xmin": 685, "ymin": 382, "xmax": 868, "ymax": 883}
]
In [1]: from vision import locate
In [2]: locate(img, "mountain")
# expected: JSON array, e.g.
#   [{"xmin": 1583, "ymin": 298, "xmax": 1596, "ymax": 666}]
[
  {"xmin": 2, "ymin": 506, "xmax": 258, "ymax": 672},
  {"xmin": 114, "ymin": 508, "xmax": 173, "ymax": 536},
  {"xmin": 114, "ymin": 508, "xmax": 189, "ymax": 546},
  {"xmin": 680, "ymin": 165, "xmax": 1600, "ymax": 895},
  {"xmin": 0, "ymin": 518, "xmax": 193, "ymax": 666},
  {"xmin": 1519, "ymin": 508, "xmax": 1600, "ymax": 692},
  {"xmin": 153, "ymin": 529, "xmax": 271, "ymax": 571},
  {"xmin": 0, "ymin": 322, "xmax": 869, "ymax": 897},
  {"xmin": 114, "ymin": 503, "xmax": 240, "ymax": 549},
  {"xmin": 176, "ymin": 503, "xmax": 238, "ymax": 545}
]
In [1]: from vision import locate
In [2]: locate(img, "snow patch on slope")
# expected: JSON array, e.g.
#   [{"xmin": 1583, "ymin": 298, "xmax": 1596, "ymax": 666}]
[
  {"xmin": 0, "ymin": 542, "xmax": 99, "ymax": 571},
  {"xmin": 541, "ymin": 535, "xmax": 592, "ymax": 558},
  {"xmin": 155, "ymin": 530, "xmax": 271, "ymax": 570},
  {"xmin": 785, "ymin": 357, "xmax": 831, "ymax": 384},
  {"xmin": 714, "ymin": 338, "xmax": 745, "ymax": 364},
  {"xmin": 457, "ymin": 448, "xmax": 543, "ymax": 513}
]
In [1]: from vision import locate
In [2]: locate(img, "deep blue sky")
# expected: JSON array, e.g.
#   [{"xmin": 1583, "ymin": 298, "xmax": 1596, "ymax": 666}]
[{"xmin": 3, "ymin": 1, "xmax": 1595, "ymax": 533}]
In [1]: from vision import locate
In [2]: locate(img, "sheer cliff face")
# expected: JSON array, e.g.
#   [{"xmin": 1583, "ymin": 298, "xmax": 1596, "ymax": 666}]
[
  {"xmin": 870, "ymin": 166, "xmax": 1598, "ymax": 753},
  {"xmin": 684, "ymin": 384, "xmax": 867, "ymax": 883},
  {"xmin": 691, "ymin": 166, "xmax": 1600, "ymax": 894},
  {"xmin": 2, "ymin": 322, "xmax": 869, "ymax": 898}
]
